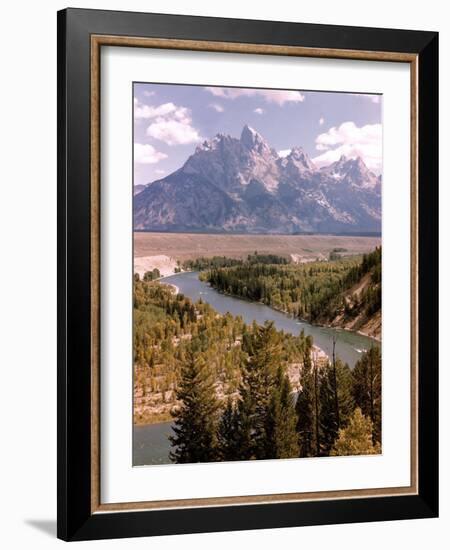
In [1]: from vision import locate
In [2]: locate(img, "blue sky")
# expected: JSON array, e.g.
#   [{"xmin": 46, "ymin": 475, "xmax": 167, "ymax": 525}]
[{"xmin": 133, "ymin": 83, "xmax": 382, "ymax": 187}]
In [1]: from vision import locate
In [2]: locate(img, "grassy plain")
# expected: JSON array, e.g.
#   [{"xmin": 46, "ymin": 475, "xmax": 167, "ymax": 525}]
[{"xmin": 134, "ymin": 232, "xmax": 381, "ymax": 262}]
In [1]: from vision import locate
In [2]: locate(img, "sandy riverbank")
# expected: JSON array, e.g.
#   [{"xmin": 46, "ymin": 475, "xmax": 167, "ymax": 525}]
[{"xmin": 133, "ymin": 254, "xmax": 179, "ymax": 278}]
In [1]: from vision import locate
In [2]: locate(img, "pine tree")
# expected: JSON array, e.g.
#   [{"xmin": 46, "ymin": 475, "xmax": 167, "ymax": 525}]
[
  {"xmin": 319, "ymin": 359, "xmax": 354, "ymax": 455},
  {"xmin": 217, "ymin": 398, "xmax": 240, "ymax": 461},
  {"xmin": 351, "ymin": 346, "xmax": 382, "ymax": 443},
  {"xmin": 265, "ymin": 368, "xmax": 299, "ymax": 459},
  {"xmin": 234, "ymin": 321, "xmax": 283, "ymax": 460},
  {"xmin": 331, "ymin": 408, "xmax": 381, "ymax": 456},
  {"xmin": 169, "ymin": 351, "xmax": 220, "ymax": 463},
  {"xmin": 296, "ymin": 351, "xmax": 319, "ymax": 457},
  {"xmin": 318, "ymin": 363, "xmax": 338, "ymax": 455}
]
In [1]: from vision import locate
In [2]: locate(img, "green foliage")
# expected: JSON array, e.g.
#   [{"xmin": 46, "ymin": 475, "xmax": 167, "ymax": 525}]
[
  {"xmin": 234, "ymin": 322, "xmax": 284, "ymax": 460},
  {"xmin": 296, "ymin": 351, "xmax": 318, "ymax": 457},
  {"xmin": 217, "ymin": 399, "xmax": 240, "ymax": 461},
  {"xmin": 351, "ymin": 346, "xmax": 382, "ymax": 443},
  {"xmin": 319, "ymin": 359, "xmax": 354, "ymax": 455},
  {"xmin": 331, "ymin": 408, "xmax": 381, "ymax": 456},
  {"xmin": 143, "ymin": 268, "xmax": 161, "ymax": 281},
  {"xmin": 265, "ymin": 368, "xmax": 300, "ymax": 459},
  {"xmin": 184, "ymin": 252, "xmax": 288, "ymax": 272},
  {"xmin": 134, "ymin": 278, "xmax": 309, "ymax": 429},
  {"xmin": 169, "ymin": 352, "xmax": 220, "ymax": 463},
  {"xmin": 203, "ymin": 247, "xmax": 382, "ymax": 324},
  {"xmin": 221, "ymin": 321, "xmax": 301, "ymax": 461},
  {"xmin": 134, "ymin": 276, "xmax": 382, "ymax": 462}
]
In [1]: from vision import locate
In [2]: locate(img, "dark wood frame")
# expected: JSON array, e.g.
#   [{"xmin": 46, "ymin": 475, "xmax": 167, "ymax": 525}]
[{"xmin": 57, "ymin": 8, "xmax": 439, "ymax": 541}]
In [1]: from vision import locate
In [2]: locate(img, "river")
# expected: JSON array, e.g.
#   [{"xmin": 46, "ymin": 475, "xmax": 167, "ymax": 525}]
[{"xmin": 133, "ymin": 271, "xmax": 378, "ymax": 466}]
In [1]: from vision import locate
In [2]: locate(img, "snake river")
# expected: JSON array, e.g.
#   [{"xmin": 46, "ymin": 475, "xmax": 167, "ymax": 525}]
[{"xmin": 133, "ymin": 271, "xmax": 379, "ymax": 466}]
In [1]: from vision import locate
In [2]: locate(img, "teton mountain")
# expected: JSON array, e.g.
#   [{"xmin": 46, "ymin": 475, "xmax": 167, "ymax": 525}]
[{"xmin": 134, "ymin": 125, "xmax": 381, "ymax": 234}]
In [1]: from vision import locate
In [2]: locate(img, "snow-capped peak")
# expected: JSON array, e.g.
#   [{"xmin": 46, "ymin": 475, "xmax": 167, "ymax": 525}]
[{"xmin": 321, "ymin": 155, "xmax": 378, "ymax": 188}]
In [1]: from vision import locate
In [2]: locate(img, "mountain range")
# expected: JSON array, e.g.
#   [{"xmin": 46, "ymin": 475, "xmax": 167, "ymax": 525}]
[{"xmin": 134, "ymin": 125, "xmax": 381, "ymax": 234}]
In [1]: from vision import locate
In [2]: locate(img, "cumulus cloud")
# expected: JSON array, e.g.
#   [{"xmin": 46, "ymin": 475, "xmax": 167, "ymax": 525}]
[
  {"xmin": 319, "ymin": 117, "xmax": 325, "ymax": 126},
  {"xmin": 146, "ymin": 118, "xmax": 203, "ymax": 146},
  {"xmin": 134, "ymin": 98, "xmax": 203, "ymax": 146},
  {"xmin": 254, "ymin": 107, "xmax": 265, "ymax": 115},
  {"xmin": 205, "ymin": 87, "xmax": 305, "ymax": 105},
  {"xmin": 313, "ymin": 121, "xmax": 382, "ymax": 172},
  {"xmin": 278, "ymin": 149, "xmax": 292, "ymax": 158},
  {"xmin": 134, "ymin": 99, "xmax": 178, "ymax": 120},
  {"xmin": 134, "ymin": 143, "xmax": 167, "ymax": 165},
  {"xmin": 209, "ymin": 103, "xmax": 224, "ymax": 113},
  {"xmin": 143, "ymin": 90, "xmax": 155, "ymax": 97}
]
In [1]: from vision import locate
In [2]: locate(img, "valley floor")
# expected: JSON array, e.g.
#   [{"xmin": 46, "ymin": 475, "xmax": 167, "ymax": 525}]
[{"xmin": 134, "ymin": 232, "xmax": 381, "ymax": 263}]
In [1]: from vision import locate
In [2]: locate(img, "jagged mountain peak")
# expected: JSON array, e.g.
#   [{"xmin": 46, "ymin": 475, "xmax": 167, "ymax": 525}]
[
  {"xmin": 322, "ymin": 155, "xmax": 378, "ymax": 188},
  {"xmin": 135, "ymin": 128, "xmax": 381, "ymax": 234},
  {"xmin": 240, "ymin": 124, "xmax": 269, "ymax": 152},
  {"xmin": 285, "ymin": 147, "xmax": 316, "ymax": 171},
  {"xmin": 196, "ymin": 132, "xmax": 232, "ymax": 153}
]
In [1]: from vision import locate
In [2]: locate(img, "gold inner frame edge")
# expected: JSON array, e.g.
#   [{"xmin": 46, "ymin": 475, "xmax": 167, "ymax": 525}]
[{"xmin": 90, "ymin": 34, "xmax": 419, "ymax": 514}]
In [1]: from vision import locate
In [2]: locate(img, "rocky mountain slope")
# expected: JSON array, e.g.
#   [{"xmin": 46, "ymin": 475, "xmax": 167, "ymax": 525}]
[{"xmin": 134, "ymin": 125, "xmax": 381, "ymax": 234}]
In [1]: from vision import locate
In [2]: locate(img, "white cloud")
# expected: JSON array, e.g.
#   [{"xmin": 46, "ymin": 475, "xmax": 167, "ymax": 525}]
[
  {"xmin": 313, "ymin": 121, "xmax": 382, "ymax": 172},
  {"xmin": 134, "ymin": 99, "xmax": 178, "ymax": 120},
  {"xmin": 134, "ymin": 143, "xmax": 167, "ymax": 165},
  {"xmin": 146, "ymin": 118, "xmax": 203, "ymax": 146},
  {"xmin": 205, "ymin": 87, "xmax": 305, "ymax": 105},
  {"xmin": 278, "ymin": 149, "xmax": 291, "ymax": 158},
  {"xmin": 143, "ymin": 90, "xmax": 155, "ymax": 97},
  {"xmin": 134, "ymin": 98, "xmax": 203, "ymax": 146},
  {"xmin": 209, "ymin": 103, "xmax": 224, "ymax": 113},
  {"xmin": 253, "ymin": 107, "xmax": 265, "ymax": 115},
  {"xmin": 319, "ymin": 117, "xmax": 325, "ymax": 126}
]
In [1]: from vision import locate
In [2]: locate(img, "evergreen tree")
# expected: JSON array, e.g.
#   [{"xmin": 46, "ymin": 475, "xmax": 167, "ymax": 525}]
[
  {"xmin": 319, "ymin": 359, "xmax": 354, "ymax": 455},
  {"xmin": 351, "ymin": 346, "xmax": 382, "ymax": 443},
  {"xmin": 318, "ymin": 363, "xmax": 338, "ymax": 455},
  {"xmin": 331, "ymin": 408, "xmax": 381, "ymax": 456},
  {"xmin": 234, "ymin": 321, "xmax": 283, "ymax": 460},
  {"xmin": 296, "ymin": 351, "xmax": 318, "ymax": 457},
  {"xmin": 217, "ymin": 398, "xmax": 240, "ymax": 461},
  {"xmin": 265, "ymin": 368, "xmax": 299, "ymax": 458},
  {"xmin": 232, "ymin": 386, "xmax": 256, "ymax": 460},
  {"xmin": 169, "ymin": 351, "xmax": 220, "ymax": 463}
]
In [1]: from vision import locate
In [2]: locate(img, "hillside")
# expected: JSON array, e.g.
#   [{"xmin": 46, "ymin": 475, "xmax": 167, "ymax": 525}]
[
  {"xmin": 322, "ymin": 272, "xmax": 381, "ymax": 339},
  {"xmin": 133, "ymin": 280, "xmax": 314, "ymax": 425},
  {"xmin": 203, "ymin": 248, "xmax": 382, "ymax": 340}
]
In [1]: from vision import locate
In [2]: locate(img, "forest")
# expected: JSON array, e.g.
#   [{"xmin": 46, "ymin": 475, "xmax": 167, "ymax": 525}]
[
  {"xmin": 133, "ymin": 277, "xmax": 381, "ymax": 463},
  {"xmin": 202, "ymin": 247, "xmax": 382, "ymax": 325},
  {"xmin": 183, "ymin": 253, "xmax": 289, "ymax": 272}
]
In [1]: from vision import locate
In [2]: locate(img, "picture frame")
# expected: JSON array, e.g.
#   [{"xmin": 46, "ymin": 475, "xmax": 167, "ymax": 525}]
[{"xmin": 57, "ymin": 7, "xmax": 439, "ymax": 541}]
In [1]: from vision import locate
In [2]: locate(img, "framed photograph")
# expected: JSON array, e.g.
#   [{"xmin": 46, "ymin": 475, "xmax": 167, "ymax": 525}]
[{"xmin": 57, "ymin": 8, "xmax": 438, "ymax": 541}]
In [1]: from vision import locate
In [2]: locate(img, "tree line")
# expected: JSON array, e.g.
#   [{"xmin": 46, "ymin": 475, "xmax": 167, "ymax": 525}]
[
  {"xmin": 134, "ymin": 279, "xmax": 310, "ymax": 424},
  {"xmin": 170, "ymin": 320, "xmax": 381, "ymax": 463},
  {"xmin": 133, "ymin": 277, "xmax": 381, "ymax": 462},
  {"xmin": 202, "ymin": 247, "xmax": 381, "ymax": 324},
  {"xmin": 183, "ymin": 252, "xmax": 289, "ymax": 272}
]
